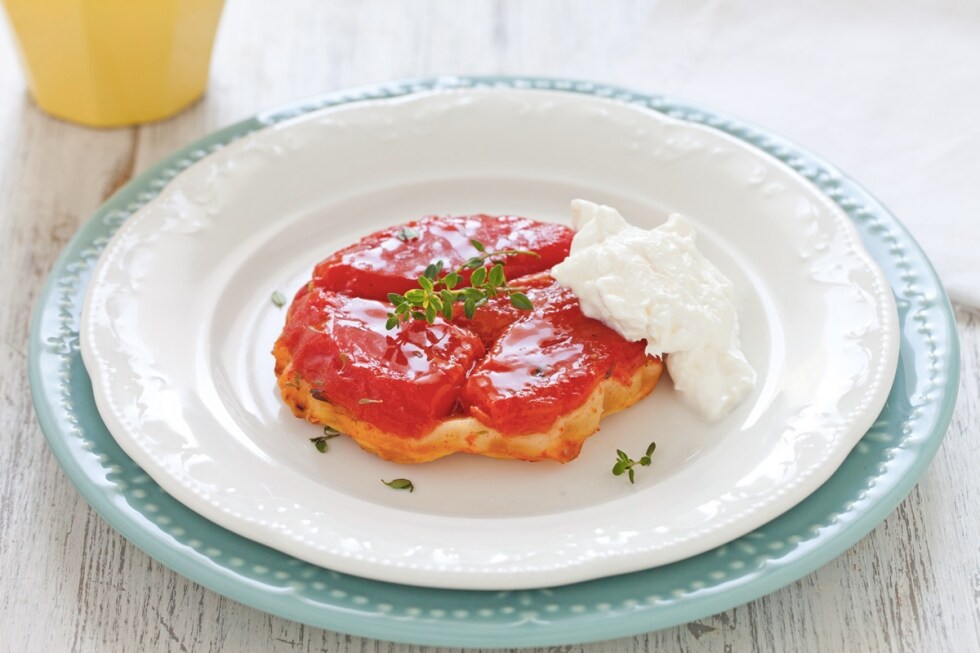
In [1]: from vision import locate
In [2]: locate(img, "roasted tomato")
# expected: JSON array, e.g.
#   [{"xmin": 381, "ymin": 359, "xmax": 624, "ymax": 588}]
[
  {"xmin": 279, "ymin": 289, "xmax": 484, "ymax": 437},
  {"xmin": 460, "ymin": 279, "xmax": 649, "ymax": 435},
  {"xmin": 308, "ymin": 214, "xmax": 573, "ymax": 301}
]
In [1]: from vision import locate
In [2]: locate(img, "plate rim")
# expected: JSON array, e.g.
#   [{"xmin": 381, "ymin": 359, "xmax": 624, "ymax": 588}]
[
  {"xmin": 77, "ymin": 83, "xmax": 900, "ymax": 589},
  {"xmin": 29, "ymin": 75, "xmax": 960, "ymax": 647}
]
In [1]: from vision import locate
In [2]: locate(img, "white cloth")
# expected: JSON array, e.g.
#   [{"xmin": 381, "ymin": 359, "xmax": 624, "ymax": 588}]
[{"xmin": 628, "ymin": 0, "xmax": 980, "ymax": 307}]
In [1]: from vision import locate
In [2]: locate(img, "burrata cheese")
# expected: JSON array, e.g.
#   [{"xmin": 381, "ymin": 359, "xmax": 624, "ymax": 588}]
[{"xmin": 551, "ymin": 200, "xmax": 755, "ymax": 420}]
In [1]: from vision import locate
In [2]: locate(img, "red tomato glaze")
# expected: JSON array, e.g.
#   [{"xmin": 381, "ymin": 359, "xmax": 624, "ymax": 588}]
[
  {"xmin": 460, "ymin": 279, "xmax": 650, "ymax": 435},
  {"xmin": 309, "ymin": 214, "xmax": 573, "ymax": 301},
  {"xmin": 279, "ymin": 288, "xmax": 485, "ymax": 437}
]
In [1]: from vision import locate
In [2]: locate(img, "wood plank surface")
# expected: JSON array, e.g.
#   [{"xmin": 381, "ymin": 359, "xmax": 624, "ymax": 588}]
[{"xmin": 1, "ymin": 1, "xmax": 977, "ymax": 651}]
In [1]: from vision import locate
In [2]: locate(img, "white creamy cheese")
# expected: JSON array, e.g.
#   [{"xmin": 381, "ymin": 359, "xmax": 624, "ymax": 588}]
[{"xmin": 551, "ymin": 200, "xmax": 756, "ymax": 420}]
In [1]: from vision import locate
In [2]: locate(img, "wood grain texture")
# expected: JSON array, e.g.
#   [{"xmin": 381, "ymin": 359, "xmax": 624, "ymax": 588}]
[{"xmin": 2, "ymin": 1, "xmax": 978, "ymax": 651}]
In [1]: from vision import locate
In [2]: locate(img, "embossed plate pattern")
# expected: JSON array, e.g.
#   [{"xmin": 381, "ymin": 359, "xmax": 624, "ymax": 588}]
[{"xmin": 30, "ymin": 77, "xmax": 958, "ymax": 646}]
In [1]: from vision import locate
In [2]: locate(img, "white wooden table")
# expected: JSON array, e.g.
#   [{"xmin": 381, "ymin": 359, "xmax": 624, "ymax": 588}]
[{"xmin": 2, "ymin": 1, "xmax": 978, "ymax": 651}]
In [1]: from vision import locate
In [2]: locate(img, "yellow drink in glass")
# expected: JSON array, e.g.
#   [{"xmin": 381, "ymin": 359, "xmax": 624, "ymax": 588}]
[{"xmin": 2, "ymin": 0, "xmax": 225, "ymax": 127}]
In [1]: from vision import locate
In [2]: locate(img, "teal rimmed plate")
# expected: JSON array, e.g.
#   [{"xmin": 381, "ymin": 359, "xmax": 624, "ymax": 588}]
[{"xmin": 29, "ymin": 76, "xmax": 959, "ymax": 648}]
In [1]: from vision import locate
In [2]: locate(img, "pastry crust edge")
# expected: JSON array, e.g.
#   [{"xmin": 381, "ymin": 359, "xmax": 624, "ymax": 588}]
[{"xmin": 274, "ymin": 341, "xmax": 662, "ymax": 464}]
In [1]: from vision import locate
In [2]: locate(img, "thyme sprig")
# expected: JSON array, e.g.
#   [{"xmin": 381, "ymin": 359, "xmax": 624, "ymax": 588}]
[
  {"xmin": 385, "ymin": 239, "xmax": 538, "ymax": 329},
  {"xmin": 612, "ymin": 442, "xmax": 657, "ymax": 484},
  {"xmin": 309, "ymin": 426, "xmax": 341, "ymax": 453}
]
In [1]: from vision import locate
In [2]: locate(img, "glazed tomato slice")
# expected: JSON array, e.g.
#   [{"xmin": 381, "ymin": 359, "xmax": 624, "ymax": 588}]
[
  {"xmin": 309, "ymin": 215, "xmax": 573, "ymax": 301},
  {"xmin": 450, "ymin": 272, "xmax": 555, "ymax": 347},
  {"xmin": 462, "ymin": 313, "xmax": 602, "ymax": 435},
  {"xmin": 278, "ymin": 289, "xmax": 485, "ymax": 437},
  {"xmin": 461, "ymin": 279, "xmax": 650, "ymax": 435}
]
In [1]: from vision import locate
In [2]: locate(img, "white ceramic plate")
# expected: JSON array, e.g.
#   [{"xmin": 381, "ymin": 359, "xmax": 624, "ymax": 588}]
[{"xmin": 80, "ymin": 89, "xmax": 898, "ymax": 590}]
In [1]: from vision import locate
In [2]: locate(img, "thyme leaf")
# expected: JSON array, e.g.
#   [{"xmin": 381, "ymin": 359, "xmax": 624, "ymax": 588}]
[
  {"xmin": 382, "ymin": 478, "xmax": 415, "ymax": 492},
  {"xmin": 395, "ymin": 226, "xmax": 420, "ymax": 242}
]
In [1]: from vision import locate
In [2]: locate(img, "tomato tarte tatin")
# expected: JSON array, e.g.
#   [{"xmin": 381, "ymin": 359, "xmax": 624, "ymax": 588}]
[{"xmin": 273, "ymin": 215, "xmax": 662, "ymax": 463}]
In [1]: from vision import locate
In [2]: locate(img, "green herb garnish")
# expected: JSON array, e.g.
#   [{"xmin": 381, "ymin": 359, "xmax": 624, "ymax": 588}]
[
  {"xmin": 271, "ymin": 291, "xmax": 286, "ymax": 308},
  {"xmin": 394, "ymin": 226, "xmax": 420, "ymax": 242},
  {"xmin": 612, "ymin": 442, "xmax": 657, "ymax": 484},
  {"xmin": 382, "ymin": 478, "xmax": 415, "ymax": 492},
  {"xmin": 309, "ymin": 427, "xmax": 341, "ymax": 453},
  {"xmin": 385, "ymin": 239, "xmax": 538, "ymax": 329}
]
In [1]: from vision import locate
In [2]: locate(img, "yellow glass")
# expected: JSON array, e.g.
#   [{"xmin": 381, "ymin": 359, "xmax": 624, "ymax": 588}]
[{"xmin": 2, "ymin": 0, "xmax": 225, "ymax": 127}]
